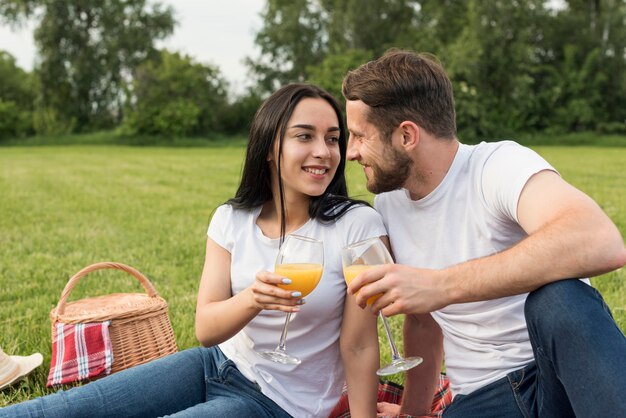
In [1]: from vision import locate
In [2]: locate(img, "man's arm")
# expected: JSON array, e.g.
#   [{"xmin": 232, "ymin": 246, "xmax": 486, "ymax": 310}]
[
  {"xmin": 446, "ymin": 170, "xmax": 626, "ymax": 305},
  {"xmin": 351, "ymin": 170, "xmax": 626, "ymax": 314}
]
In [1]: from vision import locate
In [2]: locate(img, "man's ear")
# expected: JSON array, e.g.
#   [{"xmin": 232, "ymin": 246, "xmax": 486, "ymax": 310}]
[{"xmin": 399, "ymin": 121, "xmax": 420, "ymax": 151}]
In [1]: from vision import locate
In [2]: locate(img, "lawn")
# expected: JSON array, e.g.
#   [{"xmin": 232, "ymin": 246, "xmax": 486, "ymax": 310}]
[{"xmin": 1, "ymin": 143, "xmax": 624, "ymax": 405}]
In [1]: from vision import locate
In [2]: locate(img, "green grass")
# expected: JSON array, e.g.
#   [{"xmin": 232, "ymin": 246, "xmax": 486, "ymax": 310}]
[{"xmin": 1, "ymin": 143, "xmax": 625, "ymax": 405}]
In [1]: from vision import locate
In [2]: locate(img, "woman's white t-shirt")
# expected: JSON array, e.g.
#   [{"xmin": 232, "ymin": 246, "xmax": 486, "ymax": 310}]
[
  {"xmin": 375, "ymin": 141, "xmax": 588, "ymax": 398},
  {"xmin": 207, "ymin": 204, "xmax": 386, "ymax": 418}
]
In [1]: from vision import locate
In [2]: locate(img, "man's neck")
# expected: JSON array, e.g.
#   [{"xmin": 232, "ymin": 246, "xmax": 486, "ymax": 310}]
[{"xmin": 405, "ymin": 138, "xmax": 460, "ymax": 201}]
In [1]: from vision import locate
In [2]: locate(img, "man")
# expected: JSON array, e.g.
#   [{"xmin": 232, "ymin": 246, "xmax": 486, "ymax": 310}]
[{"xmin": 343, "ymin": 49, "xmax": 626, "ymax": 417}]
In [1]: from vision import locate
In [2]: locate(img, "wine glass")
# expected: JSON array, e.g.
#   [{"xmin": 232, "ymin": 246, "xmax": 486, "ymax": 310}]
[
  {"xmin": 342, "ymin": 236, "xmax": 423, "ymax": 376},
  {"xmin": 258, "ymin": 234, "xmax": 324, "ymax": 365}
]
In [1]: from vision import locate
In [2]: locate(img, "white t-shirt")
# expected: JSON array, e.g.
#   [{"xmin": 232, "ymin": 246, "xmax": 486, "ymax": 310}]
[
  {"xmin": 207, "ymin": 203, "xmax": 386, "ymax": 418},
  {"xmin": 375, "ymin": 141, "xmax": 585, "ymax": 398}
]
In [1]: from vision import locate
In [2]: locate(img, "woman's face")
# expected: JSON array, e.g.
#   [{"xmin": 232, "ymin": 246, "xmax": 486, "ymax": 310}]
[{"xmin": 268, "ymin": 97, "xmax": 341, "ymax": 201}]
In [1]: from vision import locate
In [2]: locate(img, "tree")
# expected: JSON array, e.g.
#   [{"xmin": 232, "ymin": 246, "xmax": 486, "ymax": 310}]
[
  {"xmin": 0, "ymin": 50, "xmax": 36, "ymax": 139},
  {"xmin": 247, "ymin": 0, "xmax": 326, "ymax": 92},
  {"xmin": 443, "ymin": 0, "xmax": 549, "ymax": 139},
  {"xmin": 1, "ymin": 0, "xmax": 175, "ymax": 133},
  {"xmin": 248, "ymin": 0, "xmax": 419, "ymax": 93},
  {"xmin": 539, "ymin": 0, "xmax": 626, "ymax": 132},
  {"xmin": 123, "ymin": 50, "xmax": 229, "ymax": 138},
  {"xmin": 306, "ymin": 49, "xmax": 373, "ymax": 107}
]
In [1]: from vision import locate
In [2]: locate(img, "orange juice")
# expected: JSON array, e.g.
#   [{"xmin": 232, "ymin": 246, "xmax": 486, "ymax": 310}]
[
  {"xmin": 343, "ymin": 264, "xmax": 383, "ymax": 305},
  {"xmin": 275, "ymin": 263, "xmax": 323, "ymax": 297}
]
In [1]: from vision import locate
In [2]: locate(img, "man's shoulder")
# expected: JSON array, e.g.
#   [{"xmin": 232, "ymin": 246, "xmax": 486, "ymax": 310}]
[
  {"xmin": 470, "ymin": 139, "xmax": 524, "ymax": 156},
  {"xmin": 373, "ymin": 190, "xmax": 407, "ymax": 211}
]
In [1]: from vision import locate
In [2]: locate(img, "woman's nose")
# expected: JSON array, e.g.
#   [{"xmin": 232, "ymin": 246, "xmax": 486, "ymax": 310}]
[{"xmin": 313, "ymin": 138, "xmax": 331, "ymax": 159}]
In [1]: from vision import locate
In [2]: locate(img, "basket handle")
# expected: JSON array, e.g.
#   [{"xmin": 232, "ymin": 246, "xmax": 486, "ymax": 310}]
[{"xmin": 55, "ymin": 262, "xmax": 160, "ymax": 316}]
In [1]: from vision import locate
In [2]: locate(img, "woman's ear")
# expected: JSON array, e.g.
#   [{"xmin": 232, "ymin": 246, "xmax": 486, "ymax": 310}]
[{"xmin": 267, "ymin": 146, "xmax": 276, "ymax": 162}]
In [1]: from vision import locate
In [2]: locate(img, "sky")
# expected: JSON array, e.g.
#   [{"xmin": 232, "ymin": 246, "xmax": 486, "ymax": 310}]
[{"xmin": 0, "ymin": 0, "xmax": 265, "ymax": 94}]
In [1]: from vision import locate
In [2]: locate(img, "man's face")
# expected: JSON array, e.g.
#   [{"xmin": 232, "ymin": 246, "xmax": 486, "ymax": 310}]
[{"xmin": 346, "ymin": 100, "xmax": 412, "ymax": 194}]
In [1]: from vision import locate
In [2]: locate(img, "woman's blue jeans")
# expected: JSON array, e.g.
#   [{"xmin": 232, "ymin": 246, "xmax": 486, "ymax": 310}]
[
  {"xmin": 443, "ymin": 279, "xmax": 626, "ymax": 417},
  {"xmin": 0, "ymin": 346, "xmax": 292, "ymax": 418}
]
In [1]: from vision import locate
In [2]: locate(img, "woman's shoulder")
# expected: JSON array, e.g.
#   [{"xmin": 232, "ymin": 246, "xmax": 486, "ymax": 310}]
[
  {"xmin": 210, "ymin": 204, "xmax": 260, "ymax": 230},
  {"xmin": 335, "ymin": 203, "xmax": 383, "ymax": 227}
]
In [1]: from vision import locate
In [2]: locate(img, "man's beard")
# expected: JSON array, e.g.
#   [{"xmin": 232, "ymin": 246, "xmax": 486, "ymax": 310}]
[{"xmin": 366, "ymin": 146, "xmax": 413, "ymax": 194}]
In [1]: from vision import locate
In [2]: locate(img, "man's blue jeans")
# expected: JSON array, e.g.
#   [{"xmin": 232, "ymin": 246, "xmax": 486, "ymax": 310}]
[
  {"xmin": 443, "ymin": 280, "xmax": 626, "ymax": 417},
  {"xmin": 0, "ymin": 346, "xmax": 292, "ymax": 418}
]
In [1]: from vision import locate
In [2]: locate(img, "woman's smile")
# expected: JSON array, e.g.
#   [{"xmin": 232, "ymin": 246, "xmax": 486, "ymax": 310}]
[{"xmin": 303, "ymin": 165, "xmax": 330, "ymax": 178}]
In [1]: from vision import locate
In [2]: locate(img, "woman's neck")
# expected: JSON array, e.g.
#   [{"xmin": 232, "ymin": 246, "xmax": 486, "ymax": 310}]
[{"xmin": 257, "ymin": 195, "xmax": 311, "ymax": 239}]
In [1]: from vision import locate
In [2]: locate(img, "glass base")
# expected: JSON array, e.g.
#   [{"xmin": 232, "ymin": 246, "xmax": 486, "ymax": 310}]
[
  {"xmin": 257, "ymin": 349, "xmax": 302, "ymax": 365},
  {"xmin": 376, "ymin": 356, "xmax": 423, "ymax": 376}
]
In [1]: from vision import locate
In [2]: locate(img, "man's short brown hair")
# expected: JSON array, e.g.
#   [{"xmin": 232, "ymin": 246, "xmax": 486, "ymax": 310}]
[{"xmin": 342, "ymin": 49, "xmax": 456, "ymax": 141}]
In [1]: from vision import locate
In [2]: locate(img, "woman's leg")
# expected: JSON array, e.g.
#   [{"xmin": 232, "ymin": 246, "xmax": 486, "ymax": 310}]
[
  {"xmin": 0, "ymin": 347, "xmax": 211, "ymax": 418},
  {"xmin": 163, "ymin": 354, "xmax": 292, "ymax": 418}
]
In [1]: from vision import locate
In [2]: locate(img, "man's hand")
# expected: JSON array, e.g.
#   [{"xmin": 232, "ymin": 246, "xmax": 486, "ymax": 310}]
[{"xmin": 347, "ymin": 264, "xmax": 452, "ymax": 316}]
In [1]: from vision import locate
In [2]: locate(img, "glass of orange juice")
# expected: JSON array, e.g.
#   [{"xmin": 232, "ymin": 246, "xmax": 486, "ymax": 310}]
[
  {"xmin": 258, "ymin": 234, "xmax": 323, "ymax": 365},
  {"xmin": 342, "ymin": 237, "xmax": 422, "ymax": 376}
]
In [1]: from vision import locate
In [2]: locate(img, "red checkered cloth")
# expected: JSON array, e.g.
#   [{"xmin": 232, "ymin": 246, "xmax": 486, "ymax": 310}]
[
  {"xmin": 328, "ymin": 373, "xmax": 451, "ymax": 418},
  {"xmin": 47, "ymin": 321, "xmax": 114, "ymax": 387}
]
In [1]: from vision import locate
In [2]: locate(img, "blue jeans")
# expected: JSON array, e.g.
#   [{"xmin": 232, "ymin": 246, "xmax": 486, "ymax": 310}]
[
  {"xmin": 0, "ymin": 346, "xmax": 292, "ymax": 418},
  {"xmin": 443, "ymin": 280, "xmax": 626, "ymax": 417}
]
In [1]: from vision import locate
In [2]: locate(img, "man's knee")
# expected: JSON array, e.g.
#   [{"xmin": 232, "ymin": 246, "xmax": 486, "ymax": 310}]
[{"xmin": 524, "ymin": 279, "xmax": 594, "ymax": 333}]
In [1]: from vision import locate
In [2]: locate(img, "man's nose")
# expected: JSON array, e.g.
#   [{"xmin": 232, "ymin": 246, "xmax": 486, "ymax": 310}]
[{"xmin": 346, "ymin": 135, "xmax": 359, "ymax": 161}]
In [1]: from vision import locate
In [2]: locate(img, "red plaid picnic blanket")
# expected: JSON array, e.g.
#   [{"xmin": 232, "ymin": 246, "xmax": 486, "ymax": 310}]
[
  {"xmin": 47, "ymin": 321, "xmax": 113, "ymax": 387},
  {"xmin": 328, "ymin": 373, "xmax": 451, "ymax": 418}
]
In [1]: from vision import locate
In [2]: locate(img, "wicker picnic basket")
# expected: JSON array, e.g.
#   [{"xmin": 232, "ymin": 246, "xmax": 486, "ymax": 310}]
[{"xmin": 50, "ymin": 262, "xmax": 178, "ymax": 374}]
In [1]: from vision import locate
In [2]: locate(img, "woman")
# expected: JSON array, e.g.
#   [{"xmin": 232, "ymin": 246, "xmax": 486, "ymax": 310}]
[{"xmin": 0, "ymin": 84, "xmax": 385, "ymax": 418}]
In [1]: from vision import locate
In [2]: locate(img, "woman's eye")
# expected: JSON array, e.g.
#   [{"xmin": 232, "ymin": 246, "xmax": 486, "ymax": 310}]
[
  {"xmin": 296, "ymin": 133, "xmax": 312, "ymax": 140},
  {"xmin": 327, "ymin": 136, "xmax": 340, "ymax": 143}
]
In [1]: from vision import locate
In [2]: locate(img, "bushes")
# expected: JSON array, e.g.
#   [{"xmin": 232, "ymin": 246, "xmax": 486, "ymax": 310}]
[
  {"xmin": 123, "ymin": 50, "xmax": 228, "ymax": 138},
  {"xmin": 0, "ymin": 51, "xmax": 36, "ymax": 140},
  {"xmin": 0, "ymin": 100, "xmax": 32, "ymax": 140}
]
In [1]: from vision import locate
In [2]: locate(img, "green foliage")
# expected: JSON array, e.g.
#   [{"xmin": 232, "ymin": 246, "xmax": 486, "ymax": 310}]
[
  {"xmin": 250, "ymin": 0, "xmax": 418, "ymax": 93},
  {"xmin": 32, "ymin": 106, "xmax": 75, "ymax": 136},
  {"xmin": 248, "ymin": 0, "xmax": 626, "ymax": 140},
  {"xmin": 322, "ymin": 0, "xmax": 418, "ymax": 55},
  {"xmin": 3, "ymin": 1, "xmax": 626, "ymax": 140},
  {"xmin": 0, "ymin": 51, "xmax": 36, "ymax": 138},
  {"xmin": 247, "ymin": 0, "xmax": 327, "ymax": 92},
  {"xmin": 307, "ymin": 49, "xmax": 374, "ymax": 107},
  {"xmin": 0, "ymin": 99, "xmax": 31, "ymax": 139},
  {"xmin": 3, "ymin": 0, "xmax": 175, "ymax": 133},
  {"xmin": 123, "ymin": 50, "xmax": 228, "ymax": 138},
  {"xmin": 217, "ymin": 91, "xmax": 264, "ymax": 135}
]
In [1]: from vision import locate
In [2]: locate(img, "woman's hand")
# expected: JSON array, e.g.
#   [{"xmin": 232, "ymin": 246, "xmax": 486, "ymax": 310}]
[
  {"xmin": 249, "ymin": 270, "xmax": 303, "ymax": 313},
  {"xmin": 377, "ymin": 401, "xmax": 401, "ymax": 417}
]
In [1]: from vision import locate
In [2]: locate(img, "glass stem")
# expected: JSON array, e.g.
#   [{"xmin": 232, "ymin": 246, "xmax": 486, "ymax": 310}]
[
  {"xmin": 379, "ymin": 311, "xmax": 402, "ymax": 361},
  {"xmin": 276, "ymin": 312, "xmax": 292, "ymax": 352}
]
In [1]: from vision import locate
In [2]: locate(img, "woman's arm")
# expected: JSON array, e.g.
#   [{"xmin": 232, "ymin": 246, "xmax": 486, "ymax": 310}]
[
  {"xmin": 399, "ymin": 313, "xmax": 443, "ymax": 416},
  {"xmin": 340, "ymin": 291, "xmax": 379, "ymax": 418},
  {"xmin": 195, "ymin": 238, "xmax": 302, "ymax": 347}
]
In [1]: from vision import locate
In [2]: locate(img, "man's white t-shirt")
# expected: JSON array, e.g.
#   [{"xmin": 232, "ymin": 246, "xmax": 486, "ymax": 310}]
[
  {"xmin": 375, "ymin": 141, "xmax": 582, "ymax": 398},
  {"xmin": 208, "ymin": 204, "xmax": 386, "ymax": 418}
]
